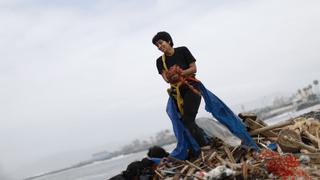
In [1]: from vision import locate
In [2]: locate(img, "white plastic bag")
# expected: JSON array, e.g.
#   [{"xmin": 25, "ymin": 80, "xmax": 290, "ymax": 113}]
[
  {"xmin": 204, "ymin": 165, "xmax": 236, "ymax": 179},
  {"xmin": 196, "ymin": 117, "xmax": 241, "ymax": 147}
]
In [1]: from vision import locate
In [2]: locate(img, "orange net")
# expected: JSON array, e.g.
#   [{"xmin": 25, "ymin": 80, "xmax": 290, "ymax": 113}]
[{"xmin": 258, "ymin": 149, "xmax": 310, "ymax": 179}]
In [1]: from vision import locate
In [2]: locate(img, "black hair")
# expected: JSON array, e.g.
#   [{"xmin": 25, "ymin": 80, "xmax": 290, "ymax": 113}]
[
  {"xmin": 152, "ymin": 31, "xmax": 174, "ymax": 47},
  {"xmin": 147, "ymin": 146, "xmax": 169, "ymax": 158}
]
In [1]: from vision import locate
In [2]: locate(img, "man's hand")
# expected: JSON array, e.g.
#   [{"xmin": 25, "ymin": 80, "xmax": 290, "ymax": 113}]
[
  {"xmin": 165, "ymin": 65, "xmax": 183, "ymax": 84},
  {"xmin": 168, "ymin": 73, "xmax": 180, "ymax": 84}
]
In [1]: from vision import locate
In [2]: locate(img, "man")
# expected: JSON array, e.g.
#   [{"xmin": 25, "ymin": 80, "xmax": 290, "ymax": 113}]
[{"xmin": 153, "ymin": 31, "xmax": 207, "ymax": 148}]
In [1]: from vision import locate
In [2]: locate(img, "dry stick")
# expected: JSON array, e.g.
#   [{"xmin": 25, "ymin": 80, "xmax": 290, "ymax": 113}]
[
  {"xmin": 193, "ymin": 153, "xmax": 210, "ymax": 168},
  {"xmin": 155, "ymin": 170, "xmax": 164, "ymax": 179},
  {"xmin": 157, "ymin": 160, "xmax": 167, "ymax": 170},
  {"xmin": 257, "ymin": 134, "xmax": 261, "ymax": 143},
  {"xmin": 241, "ymin": 158, "xmax": 248, "ymax": 180},
  {"xmin": 185, "ymin": 160, "xmax": 202, "ymax": 171},
  {"xmin": 185, "ymin": 167, "xmax": 196, "ymax": 180},
  {"xmin": 194, "ymin": 152, "xmax": 210, "ymax": 164},
  {"xmin": 249, "ymin": 162, "xmax": 263, "ymax": 169},
  {"xmin": 167, "ymin": 164, "xmax": 185, "ymax": 171},
  {"xmin": 201, "ymin": 151, "xmax": 205, "ymax": 162},
  {"xmin": 159, "ymin": 169, "xmax": 178, "ymax": 174},
  {"xmin": 231, "ymin": 146, "xmax": 240, "ymax": 154},
  {"xmin": 250, "ymin": 119, "xmax": 295, "ymax": 136},
  {"xmin": 224, "ymin": 146, "xmax": 236, "ymax": 163},
  {"xmin": 180, "ymin": 165, "xmax": 189, "ymax": 174},
  {"xmin": 208, "ymin": 151, "xmax": 217, "ymax": 161},
  {"xmin": 277, "ymin": 144, "xmax": 284, "ymax": 155},
  {"xmin": 258, "ymin": 142, "xmax": 269, "ymax": 149},
  {"xmin": 167, "ymin": 156, "xmax": 185, "ymax": 164},
  {"xmin": 215, "ymin": 154, "xmax": 242, "ymax": 169}
]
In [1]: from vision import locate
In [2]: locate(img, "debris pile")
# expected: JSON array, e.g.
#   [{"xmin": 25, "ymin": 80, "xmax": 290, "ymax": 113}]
[{"xmin": 153, "ymin": 110, "xmax": 320, "ymax": 179}]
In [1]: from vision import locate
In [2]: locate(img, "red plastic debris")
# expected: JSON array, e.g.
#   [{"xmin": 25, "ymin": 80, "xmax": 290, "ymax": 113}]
[{"xmin": 258, "ymin": 149, "xmax": 310, "ymax": 179}]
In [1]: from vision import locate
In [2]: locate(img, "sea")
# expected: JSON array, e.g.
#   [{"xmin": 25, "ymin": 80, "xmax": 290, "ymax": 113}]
[
  {"xmin": 32, "ymin": 144, "xmax": 176, "ymax": 180},
  {"xmin": 31, "ymin": 104, "xmax": 320, "ymax": 180}
]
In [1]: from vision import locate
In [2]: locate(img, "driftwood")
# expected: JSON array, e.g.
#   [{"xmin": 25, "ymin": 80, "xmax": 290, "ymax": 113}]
[
  {"xmin": 302, "ymin": 130, "xmax": 319, "ymax": 147},
  {"xmin": 250, "ymin": 119, "xmax": 295, "ymax": 136},
  {"xmin": 282, "ymin": 135, "xmax": 319, "ymax": 153}
]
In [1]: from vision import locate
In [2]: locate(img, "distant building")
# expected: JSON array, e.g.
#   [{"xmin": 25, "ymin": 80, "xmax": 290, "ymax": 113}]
[{"xmin": 91, "ymin": 151, "xmax": 112, "ymax": 161}]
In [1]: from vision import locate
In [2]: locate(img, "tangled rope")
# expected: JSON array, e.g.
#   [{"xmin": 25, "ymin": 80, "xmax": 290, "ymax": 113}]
[{"xmin": 164, "ymin": 65, "xmax": 201, "ymax": 96}]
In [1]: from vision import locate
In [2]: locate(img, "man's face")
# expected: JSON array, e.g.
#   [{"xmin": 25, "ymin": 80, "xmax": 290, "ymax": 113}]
[{"xmin": 155, "ymin": 39, "xmax": 171, "ymax": 53}]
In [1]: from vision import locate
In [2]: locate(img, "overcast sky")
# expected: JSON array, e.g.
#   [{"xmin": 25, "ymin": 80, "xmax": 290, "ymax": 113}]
[{"xmin": 1, "ymin": 0, "xmax": 320, "ymax": 179}]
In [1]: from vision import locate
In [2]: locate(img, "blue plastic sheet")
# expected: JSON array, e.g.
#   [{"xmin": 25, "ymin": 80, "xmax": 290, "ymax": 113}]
[
  {"xmin": 198, "ymin": 83, "xmax": 258, "ymax": 150},
  {"xmin": 167, "ymin": 96, "xmax": 200, "ymax": 159}
]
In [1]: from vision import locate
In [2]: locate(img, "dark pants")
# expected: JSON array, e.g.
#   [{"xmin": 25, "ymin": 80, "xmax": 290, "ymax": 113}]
[{"xmin": 176, "ymin": 85, "xmax": 207, "ymax": 147}]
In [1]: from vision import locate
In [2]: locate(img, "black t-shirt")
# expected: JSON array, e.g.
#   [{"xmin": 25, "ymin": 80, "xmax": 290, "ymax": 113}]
[{"xmin": 156, "ymin": 46, "xmax": 196, "ymax": 74}]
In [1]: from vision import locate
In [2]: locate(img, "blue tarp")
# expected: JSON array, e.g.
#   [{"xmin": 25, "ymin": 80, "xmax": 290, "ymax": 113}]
[
  {"xmin": 167, "ymin": 82, "xmax": 258, "ymax": 160},
  {"xmin": 198, "ymin": 83, "xmax": 259, "ymax": 150}
]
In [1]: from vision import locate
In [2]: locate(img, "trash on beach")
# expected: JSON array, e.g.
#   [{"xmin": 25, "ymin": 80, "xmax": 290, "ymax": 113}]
[{"xmin": 152, "ymin": 110, "xmax": 320, "ymax": 180}]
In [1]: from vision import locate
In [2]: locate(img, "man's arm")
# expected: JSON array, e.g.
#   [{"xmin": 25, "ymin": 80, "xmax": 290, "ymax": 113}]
[{"xmin": 181, "ymin": 62, "xmax": 197, "ymax": 76}]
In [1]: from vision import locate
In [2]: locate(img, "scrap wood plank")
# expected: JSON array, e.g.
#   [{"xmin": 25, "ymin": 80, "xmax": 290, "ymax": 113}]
[{"xmin": 238, "ymin": 112, "xmax": 257, "ymax": 120}]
